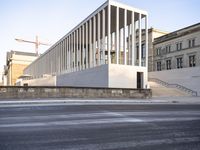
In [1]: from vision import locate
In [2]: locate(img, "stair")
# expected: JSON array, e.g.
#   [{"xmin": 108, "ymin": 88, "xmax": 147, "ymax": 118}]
[{"xmin": 149, "ymin": 81, "xmax": 190, "ymax": 97}]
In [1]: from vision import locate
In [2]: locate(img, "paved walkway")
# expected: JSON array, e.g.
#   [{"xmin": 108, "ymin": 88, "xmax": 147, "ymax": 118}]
[{"xmin": 0, "ymin": 96, "xmax": 199, "ymax": 105}]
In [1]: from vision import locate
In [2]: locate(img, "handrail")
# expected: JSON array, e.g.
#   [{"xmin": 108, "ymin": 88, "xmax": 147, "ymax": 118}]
[{"xmin": 149, "ymin": 78, "xmax": 198, "ymax": 96}]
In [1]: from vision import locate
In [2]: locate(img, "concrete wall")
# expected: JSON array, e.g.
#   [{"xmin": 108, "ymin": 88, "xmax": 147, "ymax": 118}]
[
  {"xmin": 109, "ymin": 64, "xmax": 148, "ymax": 89},
  {"xmin": 56, "ymin": 64, "xmax": 148, "ymax": 89},
  {"xmin": 22, "ymin": 76, "xmax": 56, "ymax": 86},
  {"xmin": 149, "ymin": 66, "xmax": 200, "ymax": 96},
  {"xmin": 0, "ymin": 86, "xmax": 151, "ymax": 99},
  {"xmin": 57, "ymin": 65, "xmax": 108, "ymax": 88}
]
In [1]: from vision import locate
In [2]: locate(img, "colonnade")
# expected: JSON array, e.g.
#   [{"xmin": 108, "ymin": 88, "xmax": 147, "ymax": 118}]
[{"xmin": 24, "ymin": 1, "xmax": 148, "ymax": 78}]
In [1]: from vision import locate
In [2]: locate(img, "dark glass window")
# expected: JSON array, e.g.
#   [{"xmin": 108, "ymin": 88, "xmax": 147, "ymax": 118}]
[
  {"xmin": 176, "ymin": 42, "xmax": 182, "ymax": 51},
  {"xmin": 177, "ymin": 57, "xmax": 183, "ymax": 69},
  {"xmin": 189, "ymin": 55, "xmax": 195, "ymax": 67},
  {"xmin": 166, "ymin": 60, "xmax": 171, "ymax": 70},
  {"xmin": 166, "ymin": 45, "xmax": 171, "ymax": 53},
  {"xmin": 157, "ymin": 61, "xmax": 162, "ymax": 71}
]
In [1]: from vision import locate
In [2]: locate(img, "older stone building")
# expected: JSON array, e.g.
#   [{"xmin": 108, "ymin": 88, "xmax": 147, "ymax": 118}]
[
  {"xmin": 147, "ymin": 28, "xmax": 168, "ymax": 71},
  {"xmin": 0, "ymin": 70, "xmax": 3, "ymax": 86},
  {"xmin": 152, "ymin": 22, "xmax": 200, "ymax": 71},
  {"xmin": 149, "ymin": 22, "xmax": 200, "ymax": 96},
  {"xmin": 4, "ymin": 51, "xmax": 38, "ymax": 85}
]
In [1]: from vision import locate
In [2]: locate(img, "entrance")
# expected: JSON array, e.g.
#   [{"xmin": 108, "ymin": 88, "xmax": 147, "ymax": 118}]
[{"xmin": 137, "ymin": 72, "xmax": 143, "ymax": 89}]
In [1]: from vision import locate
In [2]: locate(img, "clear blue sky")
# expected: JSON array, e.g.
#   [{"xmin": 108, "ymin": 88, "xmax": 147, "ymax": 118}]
[{"xmin": 0, "ymin": 0, "xmax": 200, "ymax": 70}]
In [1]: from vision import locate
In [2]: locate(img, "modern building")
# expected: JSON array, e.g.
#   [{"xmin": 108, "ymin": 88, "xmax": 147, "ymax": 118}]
[
  {"xmin": 152, "ymin": 22, "xmax": 200, "ymax": 72},
  {"xmin": 22, "ymin": 0, "xmax": 149, "ymax": 89},
  {"xmin": 4, "ymin": 50, "xmax": 38, "ymax": 85}
]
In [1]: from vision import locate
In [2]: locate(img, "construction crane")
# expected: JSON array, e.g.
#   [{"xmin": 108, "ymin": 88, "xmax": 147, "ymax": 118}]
[{"xmin": 15, "ymin": 35, "xmax": 50, "ymax": 55}]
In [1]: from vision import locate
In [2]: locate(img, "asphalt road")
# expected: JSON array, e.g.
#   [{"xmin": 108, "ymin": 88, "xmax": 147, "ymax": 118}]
[{"xmin": 0, "ymin": 101, "xmax": 200, "ymax": 150}]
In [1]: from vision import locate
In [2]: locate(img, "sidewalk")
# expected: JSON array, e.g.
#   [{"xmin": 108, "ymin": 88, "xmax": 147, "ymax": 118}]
[{"xmin": 0, "ymin": 96, "xmax": 199, "ymax": 105}]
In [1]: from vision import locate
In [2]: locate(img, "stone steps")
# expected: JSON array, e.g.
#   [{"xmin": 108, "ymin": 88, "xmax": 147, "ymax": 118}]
[{"xmin": 149, "ymin": 81, "xmax": 190, "ymax": 97}]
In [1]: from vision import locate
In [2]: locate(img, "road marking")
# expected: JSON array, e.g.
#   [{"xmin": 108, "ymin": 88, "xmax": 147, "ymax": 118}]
[
  {"xmin": 1, "ymin": 110, "xmax": 200, "ymax": 122},
  {"xmin": 0, "ymin": 110, "xmax": 200, "ymax": 128},
  {"xmin": 0, "ymin": 117, "xmax": 143, "ymax": 128}
]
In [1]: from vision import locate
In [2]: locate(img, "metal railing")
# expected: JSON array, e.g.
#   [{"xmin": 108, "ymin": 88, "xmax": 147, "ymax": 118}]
[{"xmin": 149, "ymin": 78, "xmax": 198, "ymax": 96}]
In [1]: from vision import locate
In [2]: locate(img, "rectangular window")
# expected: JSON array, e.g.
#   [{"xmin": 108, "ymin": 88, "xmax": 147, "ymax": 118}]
[
  {"xmin": 176, "ymin": 42, "xmax": 182, "ymax": 51},
  {"xmin": 180, "ymin": 42, "xmax": 182, "ymax": 50},
  {"xmin": 142, "ymin": 44, "xmax": 145, "ymax": 58},
  {"xmin": 166, "ymin": 60, "xmax": 171, "ymax": 70},
  {"xmin": 136, "ymin": 45, "xmax": 139, "ymax": 59},
  {"xmin": 188, "ymin": 40, "xmax": 191, "ymax": 48},
  {"xmin": 192, "ymin": 39, "xmax": 195, "ymax": 47},
  {"xmin": 156, "ymin": 48, "xmax": 161, "ymax": 56},
  {"xmin": 157, "ymin": 61, "xmax": 162, "ymax": 71},
  {"xmin": 189, "ymin": 55, "xmax": 195, "ymax": 67},
  {"xmin": 177, "ymin": 57, "xmax": 183, "ymax": 69},
  {"xmin": 188, "ymin": 39, "xmax": 195, "ymax": 48},
  {"xmin": 166, "ymin": 45, "xmax": 171, "ymax": 53}
]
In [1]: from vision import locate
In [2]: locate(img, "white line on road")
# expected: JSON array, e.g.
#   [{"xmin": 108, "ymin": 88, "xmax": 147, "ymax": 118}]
[{"xmin": 0, "ymin": 111, "xmax": 200, "ymax": 128}]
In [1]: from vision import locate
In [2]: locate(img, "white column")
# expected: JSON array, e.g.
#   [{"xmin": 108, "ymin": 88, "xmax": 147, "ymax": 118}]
[
  {"xmin": 63, "ymin": 40, "xmax": 65, "ymax": 71},
  {"xmin": 145, "ymin": 15, "xmax": 148, "ymax": 68},
  {"xmin": 66, "ymin": 37, "xmax": 68, "ymax": 71},
  {"xmin": 65, "ymin": 38, "xmax": 67, "ymax": 71},
  {"xmin": 93, "ymin": 16, "xmax": 96, "ymax": 67},
  {"xmin": 69, "ymin": 35, "xmax": 71, "ymax": 72},
  {"xmin": 128, "ymin": 25, "xmax": 131, "ymax": 65},
  {"xmin": 82, "ymin": 24, "xmax": 85, "ymax": 70},
  {"xmin": 123, "ymin": 9, "xmax": 127, "ymax": 65},
  {"xmin": 131, "ymin": 11, "xmax": 135, "ymax": 66},
  {"xmin": 57, "ymin": 45, "xmax": 59, "ymax": 73},
  {"xmin": 62, "ymin": 39, "xmax": 65, "ymax": 71},
  {"xmin": 61, "ymin": 42, "xmax": 63, "ymax": 71},
  {"xmin": 139, "ymin": 13, "xmax": 142, "ymax": 66},
  {"xmin": 86, "ymin": 22, "xmax": 88, "ymax": 69},
  {"xmin": 76, "ymin": 30, "xmax": 78, "ymax": 71},
  {"xmin": 61, "ymin": 42, "xmax": 63, "ymax": 72},
  {"xmin": 67, "ymin": 37, "xmax": 69, "ymax": 71},
  {"xmin": 97, "ymin": 12, "xmax": 101, "ymax": 66},
  {"xmin": 54, "ymin": 45, "xmax": 58, "ymax": 73},
  {"xmin": 89, "ymin": 19, "xmax": 92, "ymax": 68},
  {"xmin": 119, "ymin": 28, "xmax": 121, "ymax": 64},
  {"xmin": 58, "ymin": 41, "xmax": 62, "ymax": 73},
  {"xmin": 78, "ymin": 28, "xmax": 81, "ymax": 70},
  {"xmin": 102, "ymin": 8, "xmax": 106, "ymax": 64},
  {"xmin": 73, "ymin": 32, "xmax": 75, "ymax": 71},
  {"xmin": 71, "ymin": 34, "xmax": 73, "ymax": 71},
  {"xmin": 107, "ymin": 4, "xmax": 111, "ymax": 64},
  {"xmin": 116, "ymin": 7, "xmax": 119, "ymax": 64}
]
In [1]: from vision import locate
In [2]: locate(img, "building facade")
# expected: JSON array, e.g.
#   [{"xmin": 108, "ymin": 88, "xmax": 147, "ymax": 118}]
[
  {"xmin": 23, "ymin": 0, "xmax": 148, "ymax": 89},
  {"xmin": 0, "ymin": 70, "xmax": 3, "ymax": 86},
  {"xmin": 147, "ymin": 28, "xmax": 168, "ymax": 72},
  {"xmin": 152, "ymin": 23, "xmax": 200, "ymax": 72},
  {"xmin": 4, "ymin": 51, "xmax": 38, "ymax": 85}
]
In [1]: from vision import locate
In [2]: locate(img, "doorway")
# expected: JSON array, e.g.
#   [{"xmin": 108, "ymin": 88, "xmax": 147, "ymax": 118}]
[{"xmin": 137, "ymin": 72, "xmax": 143, "ymax": 89}]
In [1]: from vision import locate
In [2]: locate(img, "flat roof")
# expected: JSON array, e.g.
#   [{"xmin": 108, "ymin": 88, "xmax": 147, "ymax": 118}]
[
  {"xmin": 154, "ymin": 22, "xmax": 200, "ymax": 44},
  {"xmin": 9, "ymin": 50, "xmax": 38, "ymax": 57}
]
